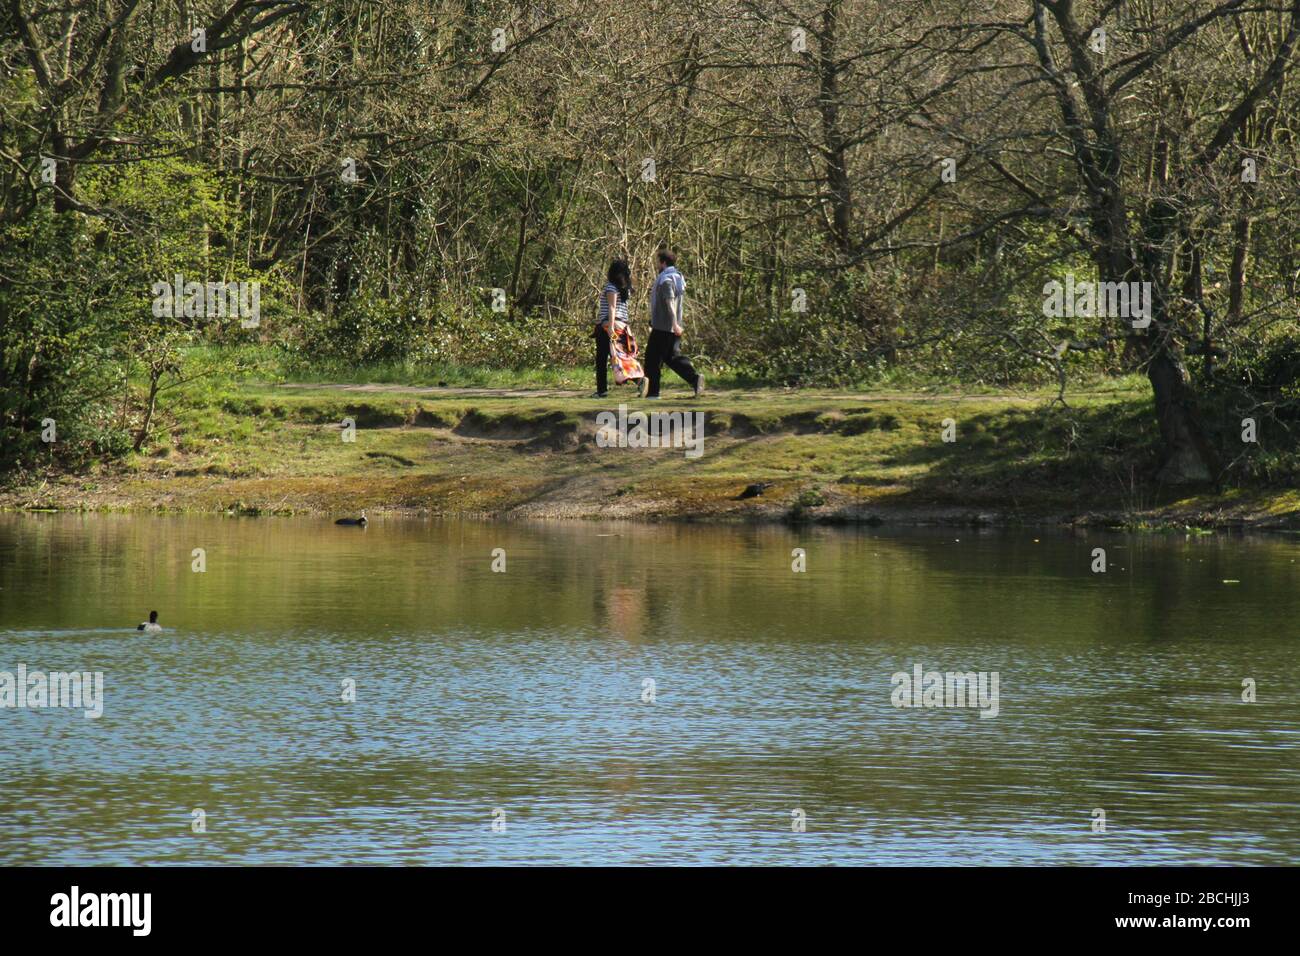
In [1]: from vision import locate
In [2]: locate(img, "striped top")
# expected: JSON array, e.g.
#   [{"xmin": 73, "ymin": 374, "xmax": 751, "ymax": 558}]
[{"xmin": 596, "ymin": 282, "xmax": 629, "ymax": 326}]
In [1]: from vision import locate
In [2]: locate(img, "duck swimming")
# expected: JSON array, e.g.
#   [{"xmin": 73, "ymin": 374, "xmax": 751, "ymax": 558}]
[
  {"xmin": 335, "ymin": 510, "xmax": 367, "ymax": 526},
  {"xmin": 137, "ymin": 610, "xmax": 162, "ymax": 632}
]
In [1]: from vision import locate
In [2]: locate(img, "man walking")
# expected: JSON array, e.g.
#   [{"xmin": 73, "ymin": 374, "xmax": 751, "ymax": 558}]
[{"xmin": 642, "ymin": 248, "xmax": 704, "ymax": 399}]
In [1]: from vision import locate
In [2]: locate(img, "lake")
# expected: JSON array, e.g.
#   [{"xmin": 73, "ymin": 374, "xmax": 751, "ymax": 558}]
[{"xmin": 0, "ymin": 514, "xmax": 1296, "ymax": 865}]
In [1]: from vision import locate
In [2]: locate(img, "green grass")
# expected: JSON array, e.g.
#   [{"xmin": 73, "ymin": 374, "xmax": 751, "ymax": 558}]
[
  {"xmin": 179, "ymin": 343, "xmax": 775, "ymax": 391},
  {"xmin": 179, "ymin": 343, "xmax": 1159, "ymax": 396},
  {"xmin": 6, "ymin": 352, "xmax": 1298, "ymax": 528}
]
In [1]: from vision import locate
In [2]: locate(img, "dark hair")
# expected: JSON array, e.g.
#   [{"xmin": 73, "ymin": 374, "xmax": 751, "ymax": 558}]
[
  {"xmin": 607, "ymin": 259, "xmax": 632, "ymax": 302},
  {"xmin": 657, "ymin": 248, "xmax": 677, "ymax": 268},
  {"xmin": 149, "ymin": 611, "xmax": 158, "ymax": 622}
]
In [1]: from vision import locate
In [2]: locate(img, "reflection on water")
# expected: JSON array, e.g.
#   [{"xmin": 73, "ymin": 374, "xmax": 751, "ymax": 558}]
[{"xmin": 0, "ymin": 514, "xmax": 1297, "ymax": 865}]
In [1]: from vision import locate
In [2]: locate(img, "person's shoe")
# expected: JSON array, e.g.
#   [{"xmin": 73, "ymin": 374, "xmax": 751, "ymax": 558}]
[
  {"xmin": 644, "ymin": 395, "xmax": 660, "ymax": 400},
  {"xmin": 590, "ymin": 391, "xmax": 608, "ymax": 399},
  {"xmin": 694, "ymin": 374, "xmax": 705, "ymax": 398}
]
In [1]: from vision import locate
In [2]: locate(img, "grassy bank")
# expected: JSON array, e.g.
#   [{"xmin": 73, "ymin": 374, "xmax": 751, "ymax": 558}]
[{"xmin": 4, "ymin": 368, "xmax": 1299, "ymax": 529}]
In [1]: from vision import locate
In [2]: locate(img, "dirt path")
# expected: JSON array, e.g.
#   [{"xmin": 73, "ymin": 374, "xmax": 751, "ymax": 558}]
[
  {"xmin": 268, "ymin": 382, "xmax": 1114, "ymax": 403},
  {"xmin": 273, "ymin": 382, "xmax": 579, "ymax": 398}
]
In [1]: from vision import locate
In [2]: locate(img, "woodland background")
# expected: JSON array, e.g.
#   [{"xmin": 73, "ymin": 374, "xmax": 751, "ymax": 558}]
[{"xmin": 4, "ymin": 0, "xmax": 1300, "ymax": 486}]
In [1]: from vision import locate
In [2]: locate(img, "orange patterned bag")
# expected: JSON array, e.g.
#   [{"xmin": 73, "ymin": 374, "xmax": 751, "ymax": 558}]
[{"xmin": 609, "ymin": 319, "xmax": 643, "ymax": 384}]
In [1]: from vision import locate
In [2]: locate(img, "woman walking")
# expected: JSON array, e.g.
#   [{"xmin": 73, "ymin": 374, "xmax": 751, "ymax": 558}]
[{"xmin": 592, "ymin": 258, "xmax": 642, "ymax": 397}]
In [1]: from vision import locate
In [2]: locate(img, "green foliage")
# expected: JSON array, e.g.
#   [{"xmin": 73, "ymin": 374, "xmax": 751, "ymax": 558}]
[
  {"xmin": 1199, "ymin": 329, "xmax": 1300, "ymax": 487},
  {"xmin": 5, "ymin": 0, "xmax": 1300, "ymax": 491},
  {"xmin": 0, "ymin": 206, "xmax": 129, "ymax": 467},
  {"xmin": 290, "ymin": 286, "xmax": 586, "ymax": 369},
  {"xmin": 0, "ymin": 154, "xmax": 271, "ymax": 469}
]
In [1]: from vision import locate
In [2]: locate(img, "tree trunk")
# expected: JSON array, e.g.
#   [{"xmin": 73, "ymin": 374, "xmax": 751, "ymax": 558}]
[
  {"xmin": 1146, "ymin": 347, "xmax": 1214, "ymax": 484},
  {"xmin": 816, "ymin": 2, "xmax": 852, "ymax": 257},
  {"xmin": 134, "ymin": 375, "xmax": 162, "ymax": 453},
  {"xmin": 1227, "ymin": 212, "xmax": 1250, "ymax": 325}
]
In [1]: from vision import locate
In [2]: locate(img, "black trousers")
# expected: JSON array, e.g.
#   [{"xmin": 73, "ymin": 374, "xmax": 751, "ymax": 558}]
[
  {"xmin": 594, "ymin": 324, "xmax": 611, "ymax": 394},
  {"xmin": 644, "ymin": 329, "xmax": 698, "ymax": 398}
]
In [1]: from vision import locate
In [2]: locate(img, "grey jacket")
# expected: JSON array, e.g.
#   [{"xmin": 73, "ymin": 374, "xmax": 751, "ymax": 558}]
[{"xmin": 649, "ymin": 266, "xmax": 685, "ymax": 333}]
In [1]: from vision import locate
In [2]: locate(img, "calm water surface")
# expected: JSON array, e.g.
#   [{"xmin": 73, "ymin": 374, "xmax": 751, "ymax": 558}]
[{"xmin": 1, "ymin": 514, "xmax": 1297, "ymax": 865}]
